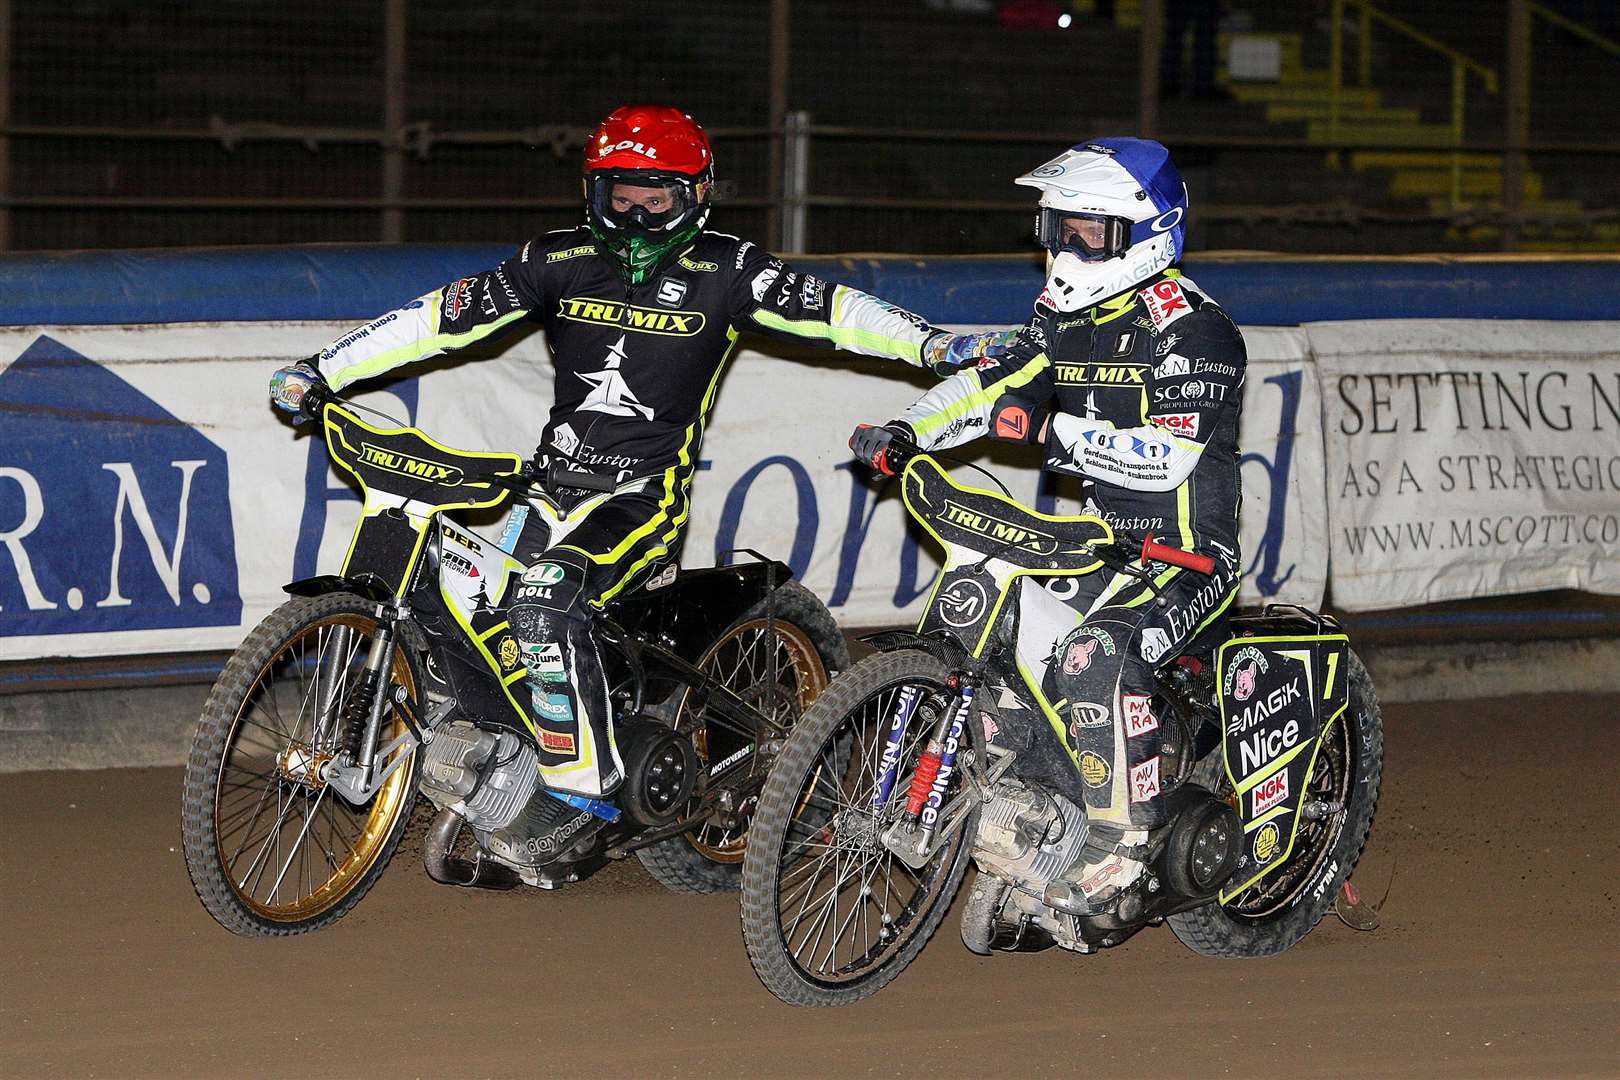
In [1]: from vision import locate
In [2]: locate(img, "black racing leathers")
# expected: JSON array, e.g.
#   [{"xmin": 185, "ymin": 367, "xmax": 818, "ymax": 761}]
[
  {"xmin": 311, "ymin": 226, "xmax": 946, "ymax": 797},
  {"xmin": 893, "ymin": 271, "xmax": 1247, "ymax": 830}
]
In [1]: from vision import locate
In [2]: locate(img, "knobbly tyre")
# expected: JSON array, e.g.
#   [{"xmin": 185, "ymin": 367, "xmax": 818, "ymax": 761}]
[
  {"xmin": 739, "ymin": 435, "xmax": 1382, "ymax": 1006},
  {"xmin": 181, "ymin": 382, "xmax": 846, "ymax": 936}
]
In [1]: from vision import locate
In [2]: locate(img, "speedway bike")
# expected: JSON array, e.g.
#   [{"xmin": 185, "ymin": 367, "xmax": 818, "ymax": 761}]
[
  {"xmin": 740, "ymin": 438, "xmax": 1382, "ymax": 1006},
  {"xmin": 181, "ymin": 384, "xmax": 845, "ymax": 936}
]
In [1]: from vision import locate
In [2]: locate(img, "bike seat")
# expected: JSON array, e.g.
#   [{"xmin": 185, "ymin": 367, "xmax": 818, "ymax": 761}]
[{"xmin": 902, "ymin": 455, "xmax": 1112, "ymax": 573}]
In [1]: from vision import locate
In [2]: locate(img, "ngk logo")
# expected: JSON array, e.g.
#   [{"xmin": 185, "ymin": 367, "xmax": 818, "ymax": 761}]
[{"xmin": 1252, "ymin": 770, "xmax": 1289, "ymax": 815}]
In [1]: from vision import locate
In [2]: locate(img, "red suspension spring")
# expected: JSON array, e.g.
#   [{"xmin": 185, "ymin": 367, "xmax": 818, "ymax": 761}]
[{"xmin": 905, "ymin": 748, "xmax": 944, "ymax": 816}]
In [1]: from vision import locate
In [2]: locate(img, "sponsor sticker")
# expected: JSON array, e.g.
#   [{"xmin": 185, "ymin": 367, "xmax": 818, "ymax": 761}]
[
  {"xmin": 1142, "ymin": 279, "xmax": 1191, "ymax": 330},
  {"xmin": 1154, "ymin": 352, "xmax": 1191, "ymax": 377},
  {"xmin": 540, "ymin": 729, "xmax": 577, "ymax": 754},
  {"xmin": 1130, "ymin": 756, "xmax": 1161, "ymax": 802},
  {"xmin": 677, "ymin": 254, "xmax": 719, "ymax": 273},
  {"xmin": 1222, "ymin": 645, "xmax": 1270, "ymax": 697},
  {"xmin": 550, "ymin": 422, "xmax": 581, "ymax": 457},
  {"xmin": 1155, "ymin": 332, "xmax": 1181, "ymax": 357},
  {"xmin": 556, "ymin": 297, "xmax": 705, "ymax": 336},
  {"xmin": 1062, "ymin": 637, "xmax": 1100, "ymax": 675},
  {"xmin": 443, "ymin": 277, "xmax": 478, "ymax": 321},
  {"xmin": 546, "ymin": 243, "xmax": 596, "ymax": 263},
  {"xmin": 980, "ymin": 711, "xmax": 1001, "ymax": 743},
  {"xmin": 441, "ymin": 550, "xmax": 479, "ymax": 578},
  {"xmin": 1149, "ymin": 412, "xmax": 1200, "ymax": 438},
  {"xmin": 1139, "ymin": 627, "xmax": 1172, "ymax": 663},
  {"xmin": 1252, "ymin": 769, "xmax": 1289, "ymax": 816},
  {"xmin": 1253, "ymin": 821, "xmax": 1281, "ymax": 863},
  {"xmin": 532, "ymin": 641, "xmax": 565, "ymax": 675},
  {"xmin": 799, "ymin": 274, "xmax": 828, "ymax": 311},
  {"xmin": 523, "ymin": 562, "xmax": 567, "ymax": 586},
  {"xmin": 1067, "ymin": 701, "xmax": 1110, "ymax": 738},
  {"xmin": 1079, "ymin": 750, "xmax": 1110, "ymax": 788},
  {"xmin": 534, "ymin": 693, "xmax": 571, "ymax": 718},
  {"xmin": 1122, "ymin": 693, "xmax": 1158, "ymax": 737},
  {"xmin": 936, "ymin": 578, "xmax": 987, "ymax": 627},
  {"xmin": 750, "ymin": 266, "xmax": 780, "ymax": 302},
  {"xmin": 993, "ymin": 403, "xmax": 1030, "ymax": 440},
  {"xmin": 497, "ymin": 636, "xmax": 520, "ymax": 670}
]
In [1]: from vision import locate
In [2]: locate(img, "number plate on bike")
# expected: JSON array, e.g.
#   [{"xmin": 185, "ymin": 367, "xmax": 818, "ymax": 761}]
[{"xmin": 1216, "ymin": 634, "xmax": 1349, "ymax": 903}]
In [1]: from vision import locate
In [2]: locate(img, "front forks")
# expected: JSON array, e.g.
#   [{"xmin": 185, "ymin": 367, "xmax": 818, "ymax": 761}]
[
  {"xmin": 322, "ymin": 604, "xmax": 419, "ymax": 807},
  {"xmin": 873, "ymin": 674, "xmax": 984, "ymax": 869}
]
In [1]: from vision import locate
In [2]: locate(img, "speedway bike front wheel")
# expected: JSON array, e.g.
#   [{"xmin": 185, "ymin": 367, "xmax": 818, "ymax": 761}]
[
  {"xmin": 181, "ymin": 593, "xmax": 422, "ymax": 936},
  {"xmin": 740, "ymin": 649, "xmax": 976, "ymax": 1007}
]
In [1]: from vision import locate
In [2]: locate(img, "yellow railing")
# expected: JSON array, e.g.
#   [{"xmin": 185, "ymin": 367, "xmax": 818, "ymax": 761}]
[
  {"xmin": 1527, "ymin": 2, "xmax": 1620, "ymax": 58},
  {"xmin": 1328, "ymin": 0, "xmax": 1498, "ymax": 208}
]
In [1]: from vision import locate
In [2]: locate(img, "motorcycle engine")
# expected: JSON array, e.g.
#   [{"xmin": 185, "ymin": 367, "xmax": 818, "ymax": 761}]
[
  {"xmin": 971, "ymin": 780, "xmax": 1090, "ymax": 896},
  {"xmin": 419, "ymin": 721, "xmax": 538, "ymax": 833}
]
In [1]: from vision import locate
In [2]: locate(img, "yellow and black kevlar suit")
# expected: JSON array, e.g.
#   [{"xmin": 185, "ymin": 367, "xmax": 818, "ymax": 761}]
[
  {"xmin": 893, "ymin": 271, "xmax": 1247, "ymax": 828},
  {"xmin": 313, "ymin": 225, "xmax": 945, "ymax": 796}
]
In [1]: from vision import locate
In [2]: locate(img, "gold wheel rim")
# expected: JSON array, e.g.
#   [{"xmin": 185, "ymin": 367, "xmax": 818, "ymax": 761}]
[
  {"xmin": 213, "ymin": 613, "xmax": 417, "ymax": 921},
  {"xmin": 677, "ymin": 617, "xmax": 828, "ymax": 863}
]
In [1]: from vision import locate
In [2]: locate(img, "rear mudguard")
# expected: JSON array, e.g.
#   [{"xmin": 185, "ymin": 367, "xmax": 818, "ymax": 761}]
[{"xmin": 607, "ymin": 559, "xmax": 797, "ymax": 662}]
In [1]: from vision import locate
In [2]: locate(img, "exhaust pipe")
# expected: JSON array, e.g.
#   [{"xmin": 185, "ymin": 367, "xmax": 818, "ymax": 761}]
[{"xmin": 423, "ymin": 807, "xmax": 521, "ymax": 890}]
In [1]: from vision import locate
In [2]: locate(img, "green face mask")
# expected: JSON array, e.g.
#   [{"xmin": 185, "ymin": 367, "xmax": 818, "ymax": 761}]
[{"xmin": 591, "ymin": 221, "xmax": 703, "ymax": 286}]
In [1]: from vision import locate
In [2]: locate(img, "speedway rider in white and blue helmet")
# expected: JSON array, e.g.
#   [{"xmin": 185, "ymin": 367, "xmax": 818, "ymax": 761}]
[{"xmin": 851, "ymin": 138, "xmax": 1248, "ymax": 917}]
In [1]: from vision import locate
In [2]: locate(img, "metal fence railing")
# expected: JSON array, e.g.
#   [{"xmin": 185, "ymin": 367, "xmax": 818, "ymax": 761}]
[{"xmin": 1, "ymin": 0, "xmax": 1616, "ymax": 254}]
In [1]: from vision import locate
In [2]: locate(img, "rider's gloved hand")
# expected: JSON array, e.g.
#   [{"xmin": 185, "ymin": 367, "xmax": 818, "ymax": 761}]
[
  {"xmin": 922, "ymin": 329, "xmax": 1020, "ymax": 377},
  {"xmin": 849, "ymin": 421, "xmax": 914, "ymax": 474},
  {"xmin": 269, "ymin": 359, "xmax": 329, "ymax": 424}
]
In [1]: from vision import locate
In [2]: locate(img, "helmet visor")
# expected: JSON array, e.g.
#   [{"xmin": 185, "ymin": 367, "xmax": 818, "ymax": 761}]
[
  {"xmin": 587, "ymin": 172, "xmax": 700, "ymax": 238},
  {"xmin": 1035, "ymin": 209, "xmax": 1131, "ymax": 261}
]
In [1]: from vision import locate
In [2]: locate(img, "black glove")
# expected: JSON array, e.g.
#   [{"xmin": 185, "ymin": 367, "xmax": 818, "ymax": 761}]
[{"xmin": 849, "ymin": 422, "xmax": 914, "ymax": 475}]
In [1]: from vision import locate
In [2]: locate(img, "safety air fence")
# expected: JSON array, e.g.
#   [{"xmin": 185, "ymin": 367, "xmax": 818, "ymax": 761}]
[{"xmin": 0, "ymin": 249, "xmax": 1617, "ymax": 660}]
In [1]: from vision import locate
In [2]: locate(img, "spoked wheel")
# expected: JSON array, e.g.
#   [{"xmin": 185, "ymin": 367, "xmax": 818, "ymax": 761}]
[
  {"xmin": 741, "ymin": 650, "xmax": 977, "ymax": 1007},
  {"xmin": 1169, "ymin": 649, "xmax": 1383, "ymax": 957},
  {"xmin": 639, "ymin": 581, "xmax": 844, "ymax": 893},
  {"xmin": 181, "ymin": 593, "xmax": 421, "ymax": 936}
]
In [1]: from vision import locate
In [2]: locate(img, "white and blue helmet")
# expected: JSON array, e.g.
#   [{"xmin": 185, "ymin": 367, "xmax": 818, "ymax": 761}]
[{"xmin": 1015, "ymin": 138, "xmax": 1189, "ymax": 311}]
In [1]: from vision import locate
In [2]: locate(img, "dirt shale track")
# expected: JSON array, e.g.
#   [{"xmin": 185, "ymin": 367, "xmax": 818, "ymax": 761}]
[{"xmin": 3, "ymin": 692, "xmax": 1617, "ymax": 1080}]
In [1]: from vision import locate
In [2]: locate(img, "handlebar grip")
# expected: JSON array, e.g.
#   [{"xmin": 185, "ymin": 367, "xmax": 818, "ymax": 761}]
[{"xmin": 1141, "ymin": 534, "xmax": 1216, "ymax": 575}]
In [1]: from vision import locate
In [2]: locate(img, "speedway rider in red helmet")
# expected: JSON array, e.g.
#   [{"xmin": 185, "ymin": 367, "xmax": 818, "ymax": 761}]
[{"xmin": 269, "ymin": 105, "xmax": 1010, "ymax": 808}]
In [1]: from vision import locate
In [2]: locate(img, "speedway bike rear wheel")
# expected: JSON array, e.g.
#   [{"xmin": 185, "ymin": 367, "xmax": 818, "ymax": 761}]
[
  {"xmin": 1168, "ymin": 649, "xmax": 1383, "ymax": 957},
  {"xmin": 181, "ymin": 593, "xmax": 421, "ymax": 936},
  {"xmin": 741, "ymin": 649, "xmax": 976, "ymax": 1007},
  {"xmin": 639, "ymin": 582, "xmax": 843, "ymax": 893}
]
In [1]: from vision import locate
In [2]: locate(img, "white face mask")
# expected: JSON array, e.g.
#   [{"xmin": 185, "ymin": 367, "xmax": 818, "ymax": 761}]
[{"xmin": 1037, "ymin": 235, "xmax": 1176, "ymax": 313}]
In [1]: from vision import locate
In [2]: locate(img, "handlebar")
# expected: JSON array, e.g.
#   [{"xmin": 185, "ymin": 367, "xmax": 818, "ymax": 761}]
[{"xmin": 852, "ymin": 427, "xmax": 1217, "ymax": 577}]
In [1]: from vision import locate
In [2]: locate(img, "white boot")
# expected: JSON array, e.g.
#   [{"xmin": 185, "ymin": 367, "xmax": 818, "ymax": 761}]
[{"xmin": 1042, "ymin": 823, "xmax": 1148, "ymax": 916}]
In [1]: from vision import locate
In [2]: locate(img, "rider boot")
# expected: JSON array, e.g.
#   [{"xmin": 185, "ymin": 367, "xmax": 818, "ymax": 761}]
[
  {"xmin": 1043, "ymin": 822, "xmax": 1150, "ymax": 916},
  {"xmin": 507, "ymin": 551, "xmax": 625, "ymax": 797}
]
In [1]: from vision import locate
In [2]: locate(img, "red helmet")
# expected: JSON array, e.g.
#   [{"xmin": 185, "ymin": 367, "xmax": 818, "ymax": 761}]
[{"xmin": 584, "ymin": 106, "xmax": 715, "ymax": 284}]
